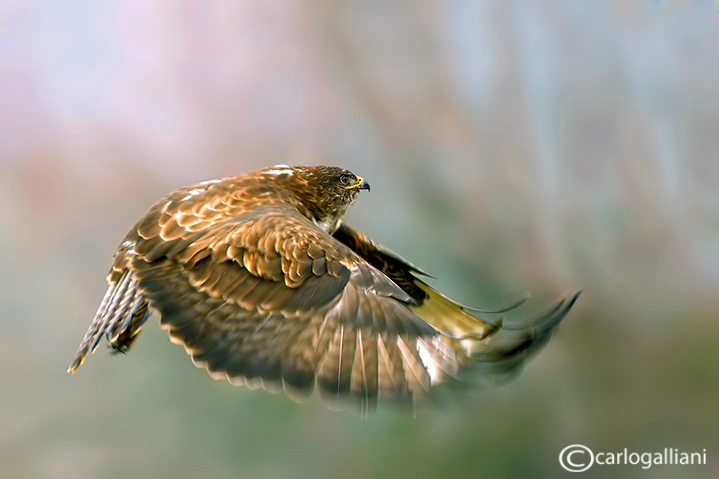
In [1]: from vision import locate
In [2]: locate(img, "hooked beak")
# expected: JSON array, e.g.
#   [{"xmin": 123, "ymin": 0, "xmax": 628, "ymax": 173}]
[{"xmin": 348, "ymin": 177, "xmax": 371, "ymax": 192}]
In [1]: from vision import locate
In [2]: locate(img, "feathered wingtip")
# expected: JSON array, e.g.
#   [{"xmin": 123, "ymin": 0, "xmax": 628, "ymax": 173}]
[
  {"xmin": 451, "ymin": 290, "xmax": 582, "ymax": 386},
  {"xmin": 498, "ymin": 289, "xmax": 582, "ymax": 332},
  {"xmin": 409, "ymin": 283, "xmax": 581, "ymax": 388}
]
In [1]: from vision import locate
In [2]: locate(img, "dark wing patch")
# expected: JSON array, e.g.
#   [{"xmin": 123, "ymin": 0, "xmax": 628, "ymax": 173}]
[{"xmin": 333, "ymin": 223, "xmax": 430, "ymax": 302}]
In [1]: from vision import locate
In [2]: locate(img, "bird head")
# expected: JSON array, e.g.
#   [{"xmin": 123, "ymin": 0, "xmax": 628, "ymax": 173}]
[{"xmin": 263, "ymin": 165, "xmax": 370, "ymax": 233}]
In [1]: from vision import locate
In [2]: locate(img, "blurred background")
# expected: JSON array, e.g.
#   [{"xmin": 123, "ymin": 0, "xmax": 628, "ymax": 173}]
[{"xmin": 2, "ymin": 1, "xmax": 718, "ymax": 478}]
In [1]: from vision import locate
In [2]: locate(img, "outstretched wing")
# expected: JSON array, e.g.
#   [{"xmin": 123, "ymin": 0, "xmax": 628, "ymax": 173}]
[
  {"xmin": 333, "ymin": 223, "xmax": 581, "ymax": 387},
  {"xmin": 134, "ymin": 206, "xmax": 444, "ymax": 411}
]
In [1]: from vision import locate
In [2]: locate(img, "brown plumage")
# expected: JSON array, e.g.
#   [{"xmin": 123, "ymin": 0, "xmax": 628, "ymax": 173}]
[{"xmin": 69, "ymin": 165, "xmax": 579, "ymax": 413}]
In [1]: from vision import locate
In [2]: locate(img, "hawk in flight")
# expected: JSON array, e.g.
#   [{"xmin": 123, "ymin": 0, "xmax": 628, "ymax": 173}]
[{"xmin": 69, "ymin": 165, "xmax": 579, "ymax": 413}]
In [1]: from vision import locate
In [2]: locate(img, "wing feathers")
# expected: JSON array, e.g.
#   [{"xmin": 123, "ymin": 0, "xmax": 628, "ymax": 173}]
[
  {"xmin": 353, "ymin": 330, "xmax": 378, "ymax": 413},
  {"xmin": 396, "ymin": 336, "xmax": 432, "ymax": 396},
  {"xmin": 377, "ymin": 334, "xmax": 411, "ymax": 399}
]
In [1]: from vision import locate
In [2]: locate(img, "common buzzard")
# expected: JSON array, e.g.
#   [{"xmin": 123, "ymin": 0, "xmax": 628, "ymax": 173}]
[{"xmin": 69, "ymin": 165, "xmax": 579, "ymax": 413}]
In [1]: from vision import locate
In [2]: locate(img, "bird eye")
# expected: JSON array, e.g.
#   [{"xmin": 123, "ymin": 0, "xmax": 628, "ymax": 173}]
[{"xmin": 340, "ymin": 174, "xmax": 352, "ymax": 185}]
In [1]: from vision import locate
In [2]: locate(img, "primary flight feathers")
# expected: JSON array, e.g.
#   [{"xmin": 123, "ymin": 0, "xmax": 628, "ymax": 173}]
[{"xmin": 69, "ymin": 165, "xmax": 579, "ymax": 413}]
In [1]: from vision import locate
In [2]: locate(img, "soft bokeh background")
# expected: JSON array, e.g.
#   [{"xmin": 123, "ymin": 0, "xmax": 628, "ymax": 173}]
[{"xmin": 2, "ymin": 1, "xmax": 718, "ymax": 478}]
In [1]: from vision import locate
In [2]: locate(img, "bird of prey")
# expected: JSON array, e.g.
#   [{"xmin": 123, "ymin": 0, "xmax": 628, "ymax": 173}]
[{"xmin": 69, "ymin": 165, "xmax": 579, "ymax": 413}]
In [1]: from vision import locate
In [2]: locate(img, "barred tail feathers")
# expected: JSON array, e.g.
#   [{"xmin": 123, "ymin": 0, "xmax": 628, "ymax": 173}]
[{"xmin": 67, "ymin": 270, "xmax": 150, "ymax": 372}]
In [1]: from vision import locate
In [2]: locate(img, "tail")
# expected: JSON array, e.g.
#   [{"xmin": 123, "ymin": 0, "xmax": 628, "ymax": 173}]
[{"xmin": 67, "ymin": 270, "xmax": 150, "ymax": 372}]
